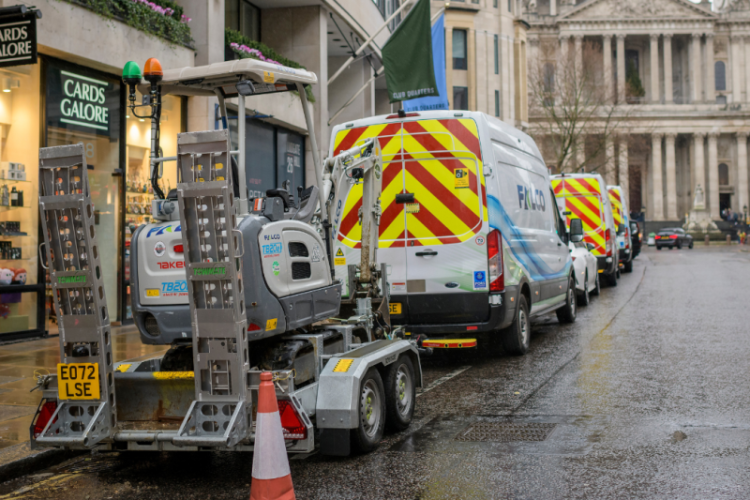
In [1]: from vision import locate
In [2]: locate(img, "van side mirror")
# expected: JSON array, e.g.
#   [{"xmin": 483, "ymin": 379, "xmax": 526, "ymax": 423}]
[
  {"xmin": 617, "ymin": 223, "xmax": 626, "ymax": 235},
  {"xmin": 586, "ymin": 242, "xmax": 595, "ymax": 252},
  {"xmin": 630, "ymin": 222, "xmax": 638, "ymax": 233},
  {"xmin": 569, "ymin": 218, "xmax": 584, "ymax": 243}
]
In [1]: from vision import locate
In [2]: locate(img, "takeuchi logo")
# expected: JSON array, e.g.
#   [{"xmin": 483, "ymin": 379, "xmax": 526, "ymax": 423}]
[{"xmin": 147, "ymin": 224, "xmax": 182, "ymax": 238}]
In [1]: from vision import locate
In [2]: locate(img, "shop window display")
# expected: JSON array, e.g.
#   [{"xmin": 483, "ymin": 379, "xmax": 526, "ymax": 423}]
[{"xmin": 0, "ymin": 61, "xmax": 42, "ymax": 336}]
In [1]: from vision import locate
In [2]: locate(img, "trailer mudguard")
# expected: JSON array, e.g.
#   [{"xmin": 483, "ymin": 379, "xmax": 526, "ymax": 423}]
[{"xmin": 316, "ymin": 339, "xmax": 421, "ymax": 431}]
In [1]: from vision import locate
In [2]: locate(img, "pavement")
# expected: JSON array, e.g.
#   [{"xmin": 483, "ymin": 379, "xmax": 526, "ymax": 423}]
[
  {"xmin": 0, "ymin": 325, "xmax": 167, "ymax": 481},
  {"xmin": 0, "ymin": 244, "xmax": 749, "ymax": 499}
]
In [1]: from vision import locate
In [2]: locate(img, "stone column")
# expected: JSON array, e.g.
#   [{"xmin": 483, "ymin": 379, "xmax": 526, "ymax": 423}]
[
  {"xmin": 616, "ymin": 34, "xmax": 626, "ymax": 104},
  {"xmin": 550, "ymin": 0, "xmax": 557, "ymax": 16},
  {"xmin": 652, "ymin": 133, "xmax": 664, "ymax": 220},
  {"xmin": 705, "ymin": 34, "xmax": 716, "ymax": 104},
  {"xmin": 446, "ymin": 27, "xmax": 453, "ymax": 109},
  {"xmin": 468, "ymin": 28, "xmax": 477, "ymax": 111},
  {"xmin": 732, "ymin": 35, "xmax": 742, "ymax": 103},
  {"xmin": 691, "ymin": 33, "xmax": 703, "ymax": 103},
  {"xmin": 605, "ymin": 135, "xmax": 615, "ymax": 185},
  {"xmin": 663, "ymin": 34, "xmax": 673, "ymax": 104},
  {"xmin": 575, "ymin": 135, "xmax": 585, "ymax": 170},
  {"xmin": 738, "ymin": 132, "xmax": 749, "ymax": 214},
  {"xmin": 650, "ymin": 34, "xmax": 660, "ymax": 103},
  {"xmin": 529, "ymin": 37, "xmax": 539, "ymax": 93},
  {"xmin": 745, "ymin": 37, "xmax": 750, "ymax": 102},
  {"xmin": 665, "ymin": 133, "xmax": 678, "ymax": 220},
  {"xmin": 618, "ymin": 134, "xmax": 629, "ymax": 199},
  {"xmin": 708, "ymin": 132, "xmax": 720, "ymax": 220},
  {"xmin": 603, "ymin": 35, "xmax": 613, "ymax": 103},
  {"xmin": 693, "ymin": 132, "xmax": 706, "ymax": 210},
  {"xmin": 574, "ymin": 35, "xmax": 583, "ymax": 80}
]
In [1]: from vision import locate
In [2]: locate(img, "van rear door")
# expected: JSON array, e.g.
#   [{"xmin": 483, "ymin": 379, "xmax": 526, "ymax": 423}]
[
  {"xmin": 400, "ymin": 118, "xmax": 488, "ymax": 324},
  {"xmin": 332, "ymin": 123, "xmax": 408, "ymax": 320},
  {"xmin": 552, "ymin": 178, "xmax": 606, "ymax": 257}
]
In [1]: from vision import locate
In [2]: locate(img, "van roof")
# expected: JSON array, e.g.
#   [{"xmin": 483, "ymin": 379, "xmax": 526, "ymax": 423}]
[{"xmin": 332, "ymin": 110, "xmax": 542, "ymax": 163}]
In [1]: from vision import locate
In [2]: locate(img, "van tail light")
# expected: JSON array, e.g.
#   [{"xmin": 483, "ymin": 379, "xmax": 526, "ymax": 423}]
[
  {"xmin": 277, "ymin": 400, "xmax": 307, "ymax": 440},
  {"xmin": 488, "ymin": 229, "xmax": 504, "ymax": 293},
  {"xmin": 605, "ymin": 229, "xmax": 613, "ymax": 257},
  {"xmin": 33, "ymin": 400, "xmax": 58, "ymax": 438}
]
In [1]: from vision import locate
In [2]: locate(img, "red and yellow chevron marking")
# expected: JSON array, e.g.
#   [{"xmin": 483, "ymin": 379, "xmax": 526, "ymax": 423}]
[
  {"xmin": 608, "ymin": 188, "xmax": 623, "ymax": 226},
  {"xmin": 333, "ymin": 119, "xmax": 486, "ymax": 248},
  {"xmin": 551, "ymin": 178, "xmax": 606, "ymax": 255}
]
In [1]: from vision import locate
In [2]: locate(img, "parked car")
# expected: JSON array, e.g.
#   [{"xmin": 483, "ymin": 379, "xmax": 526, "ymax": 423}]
[
  {"xmin": 655, "ymin": 228, "xmax": 694, "ymax": 250},
  {"xmin": 552, "ymin": 173, "xmax": 619, "ymax": 287},
  {"xmin": 607, "ymin": 185, "xmax": 633, "ymax": 273},
  {"xmin": 569, "ymin": 240, "xmax": 599, "ymax": 306},
  {"xmin": 329, "ymin": 111, "xmax": 582, "ymax": 356},
  {"xmin": 630, "ymin": 221, "xmax": 642, "ymax": 258}
]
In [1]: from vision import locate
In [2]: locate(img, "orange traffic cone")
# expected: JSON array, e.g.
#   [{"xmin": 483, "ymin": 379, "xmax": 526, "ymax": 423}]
[{"xmin": 250, "ymin": 372, "xmax": 296, "ymax": 500}]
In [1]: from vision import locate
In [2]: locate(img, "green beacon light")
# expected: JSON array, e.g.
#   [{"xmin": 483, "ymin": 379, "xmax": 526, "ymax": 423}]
[{"xmin": 122, "ymin": 61, "xmax": 142, "ymax": 102}]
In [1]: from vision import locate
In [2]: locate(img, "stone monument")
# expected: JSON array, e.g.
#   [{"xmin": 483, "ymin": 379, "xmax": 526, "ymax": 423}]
[{"xmin": 684, "ymin": 184, "xmax": 721, "ymax": 237}]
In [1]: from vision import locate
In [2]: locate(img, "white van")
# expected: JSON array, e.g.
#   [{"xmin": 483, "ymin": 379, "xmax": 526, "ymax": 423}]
[
  {"xmin": 329, "ymin": 111, "xmax": 579, "ymax": 355},
  {"xmin": 607, "ymin": 185, "xmax": 634, "ymax": 273},
  {"xmin": 551, "ymin": 173, "xmax": 619, "ymax": 286}
]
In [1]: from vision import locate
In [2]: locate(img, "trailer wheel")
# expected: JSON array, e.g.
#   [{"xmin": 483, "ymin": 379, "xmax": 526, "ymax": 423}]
[
  {"xmin": 352, "ymin": 368, "xmax": 386, "ymax": 453},
  {"xmin": 384, "ymin": 355, "xmax": 416, "ymax": 432}
]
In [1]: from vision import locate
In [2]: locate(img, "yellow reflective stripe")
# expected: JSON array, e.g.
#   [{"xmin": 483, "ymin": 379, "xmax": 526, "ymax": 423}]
[{"xmin": 403, "ymin": 169, "xmax": 477, "ymax": 239}]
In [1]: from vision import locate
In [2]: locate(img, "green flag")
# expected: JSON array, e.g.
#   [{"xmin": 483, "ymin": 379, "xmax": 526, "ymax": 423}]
[{"xmin": 382, "ymin": 0, "xmax": 438, "ymax": 103}]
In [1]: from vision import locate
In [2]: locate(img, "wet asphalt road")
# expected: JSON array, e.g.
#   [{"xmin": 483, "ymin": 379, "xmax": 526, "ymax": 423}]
[{"xmin": 4, "ymin": 245, "xmax": 750, "ymax": 499}]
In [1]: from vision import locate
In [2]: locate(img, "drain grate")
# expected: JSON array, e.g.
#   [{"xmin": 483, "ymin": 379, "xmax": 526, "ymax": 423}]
[{"xmin": 455, "ymin": 422, "xmax": 556, "ymax": 442}]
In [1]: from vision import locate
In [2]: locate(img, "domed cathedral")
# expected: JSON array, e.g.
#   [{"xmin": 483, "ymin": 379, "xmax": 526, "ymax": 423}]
[{"xmin": 523, "ymin": 0, "xmax": 750, "ymax": 231}]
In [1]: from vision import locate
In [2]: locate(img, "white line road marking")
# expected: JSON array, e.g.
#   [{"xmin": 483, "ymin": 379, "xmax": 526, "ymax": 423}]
[{"xmin": 417, "ymin": 365, "xmax": 472, "ymax": 397}]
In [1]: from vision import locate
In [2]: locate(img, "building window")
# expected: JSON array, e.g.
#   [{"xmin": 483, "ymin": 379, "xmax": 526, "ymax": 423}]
[
  {"xmin": 493, "ymin": 0, "xmax": 497, "ymax": 7},
  {"xmin": 715, "ymin": 61, "xmax": 726, "ymax": 92},
  {"xmin": 495, "ymin": 90, "xmax": 500, "ymax": 117},
  {"xmin": 494, "ymin": 35, "xmax": 499, "ymax": 75},
  {"xmin": 717, "ymin": 95, "xmax": 727, "ymax": 105},
  {"xmin": 225, "ymin": 0, "xmax": 260, "ymax": 41},
  {"xmin": 719, "ymin": 163, "xmax": 729, "ymax": 186},
  {"xmin": 453, "ymin": 29, "xmax": 467, "ymax": 70},
  {"xmin": 543, "ymin": 62, "xmax": 555, "ymax": 93},
  {"xmin": 453, "ymin": 86, "xmax": 469, "ymax": 110},
  {"xmin": 508, "ymin": 0, "xmax": 512, "ymax": 12}
]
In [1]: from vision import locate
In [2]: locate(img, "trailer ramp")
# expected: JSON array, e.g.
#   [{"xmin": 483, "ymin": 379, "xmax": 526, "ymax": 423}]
[
  {"xmin": 36, "ymin": 144, "xmax": 116, "ymax": 448},
  {"xmin": 172, "ymin": 130, "xmax": 251, "ymax": 448}
]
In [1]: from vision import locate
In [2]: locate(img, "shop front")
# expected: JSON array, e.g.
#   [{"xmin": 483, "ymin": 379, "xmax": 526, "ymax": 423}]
[{"xmin": 0, "ymin": 53, "xmax": 183, "ymax": 340}]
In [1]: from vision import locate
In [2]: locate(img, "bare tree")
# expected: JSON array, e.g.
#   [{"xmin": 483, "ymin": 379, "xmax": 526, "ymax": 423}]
[{"xmin": 528, "ymin": 39, "xmax": 633, "ymax": 177}]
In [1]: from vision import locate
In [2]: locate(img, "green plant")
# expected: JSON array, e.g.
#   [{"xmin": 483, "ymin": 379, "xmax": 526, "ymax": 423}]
[
  {"xmin": 626, "ymin": 60, "xmax": 645, "ymax": 98},
  {"xmin": 225, "ymin": 28, "xmax": 315, "ymax": 103},
  {"xmin": 60, "ymin": 0, "xmax": 192, "ymax": 47}
]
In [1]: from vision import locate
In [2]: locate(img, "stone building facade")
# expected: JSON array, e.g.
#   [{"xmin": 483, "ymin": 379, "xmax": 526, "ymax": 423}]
[
  {"xmin": 436, "ymin": 0, "xmax": 529, "ymax": 126},
  {"xmin": 524, "ymin": 0, "xmax": 750, "ymax": 223}
]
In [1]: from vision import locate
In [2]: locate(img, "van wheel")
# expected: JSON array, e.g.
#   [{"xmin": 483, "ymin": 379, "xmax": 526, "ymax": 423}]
[
  {"xmin": 623, "ymin": 260, "xmax": 633, "ymax": 273},
  {"xmin": 502, "ymin": 294, "xmax": 530, "ymax": 356},
  {"xmin": 689, "ymin": 241, "xmax": 694, "ymax": 249},
  {"xmin": 591, "ymin": 272, "xmax": 601, "ymax": 296},
  {"xmin": 351, "ymin": 368, "xmax": 386, "ymax": 453},
  {"xmin": 578, "ymin": 272, "xmax": 590, "ymax": 306},
  {"xmin": 556, "ymin": 275, "xmax": 577, "ymax": 324},
  {"xmin": 607, "ymin": 272, "xmax": 618, "ymax": 287},
  {"xmin": 384, "ymin": 355, "xmax": 416, "ymax": 432}
]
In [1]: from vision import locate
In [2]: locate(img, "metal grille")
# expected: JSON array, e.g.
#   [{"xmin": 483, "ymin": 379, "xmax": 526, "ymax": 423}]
[
  {"xmin": 455, "ymin": 422, "xmax": 556, "ymax": 442},
  {"xmin": 288, "ymin": 242, "xmax": 308, "ymax": 257},
  {"xmin": 292, "ymin": 262, "xmax": 311, "ymax": 280}
]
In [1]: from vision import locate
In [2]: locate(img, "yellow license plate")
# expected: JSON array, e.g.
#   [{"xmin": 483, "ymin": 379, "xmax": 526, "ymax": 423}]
[
  {"xmin": 57, "ymin": 363, "xmax": 100, "ymax": 400},
  {"xmin": 389, "ymin": 303, "xmax": 402, "ymax": 315}
]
